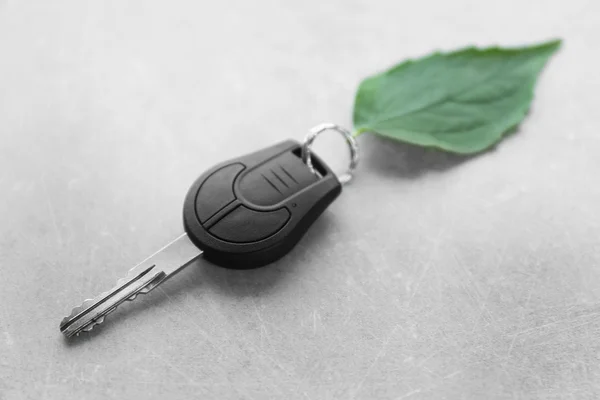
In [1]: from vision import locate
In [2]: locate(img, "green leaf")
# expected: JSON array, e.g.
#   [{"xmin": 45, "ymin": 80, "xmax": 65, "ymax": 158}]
[{"xmin": 353, "ymin": 39, "xmax": 561, "ymax": 154}]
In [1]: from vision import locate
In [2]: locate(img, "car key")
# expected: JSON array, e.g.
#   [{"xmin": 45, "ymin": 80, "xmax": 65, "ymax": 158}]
[{"xmin": 59, "ymin": 138, "xmax": 344, "ymax": 337}]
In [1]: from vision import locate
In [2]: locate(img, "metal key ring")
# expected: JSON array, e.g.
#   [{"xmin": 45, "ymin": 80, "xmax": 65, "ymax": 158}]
[{"xmin": 301, "ymin": 123, "xmax": 359, "ymax": 185}]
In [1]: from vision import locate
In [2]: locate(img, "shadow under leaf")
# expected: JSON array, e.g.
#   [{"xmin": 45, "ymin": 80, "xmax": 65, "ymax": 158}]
[{"xmin": 359, "ymin": 126, "xmax": 522, "ymax": 179}]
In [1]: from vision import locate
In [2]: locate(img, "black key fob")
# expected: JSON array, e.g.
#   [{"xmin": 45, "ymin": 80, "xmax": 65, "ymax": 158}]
[{"xmin": 183, "ymin": 140, "xmax": 341, "ymax": 269}]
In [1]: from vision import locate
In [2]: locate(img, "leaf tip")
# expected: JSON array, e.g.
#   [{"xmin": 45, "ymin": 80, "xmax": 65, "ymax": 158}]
[{"xmin": 538, "ymin": 38, "xmax": 563, "ymax": 53}]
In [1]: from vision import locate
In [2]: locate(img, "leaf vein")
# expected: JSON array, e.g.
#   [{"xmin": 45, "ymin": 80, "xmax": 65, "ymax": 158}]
[{"xmin": 370, "ymin": 62, "xmax": 509, "ymax": 126}]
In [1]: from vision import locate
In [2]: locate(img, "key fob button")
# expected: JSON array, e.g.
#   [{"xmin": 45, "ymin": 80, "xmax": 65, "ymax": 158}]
[
  {"xmin": 209, "ymin": 206, "xmax": 290, "ymax": 243},
  {"xmin": 195, "ymin": 163, "xmax": 245, "ymax": 223},
  {"xmin": 238, "ymin": 152, "xmax": 318, "ymax": 206}
]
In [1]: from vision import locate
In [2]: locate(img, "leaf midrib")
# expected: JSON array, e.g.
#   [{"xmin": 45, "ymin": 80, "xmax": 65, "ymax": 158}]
[{"xmin": 363, "ymin": 61, "xmax": 515, "ymax": 130}]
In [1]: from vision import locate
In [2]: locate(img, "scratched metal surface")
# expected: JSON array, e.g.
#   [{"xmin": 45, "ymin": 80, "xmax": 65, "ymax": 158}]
[{"xmin": 1, "ymin": 0, "xmax": 600, "ymax": 399}]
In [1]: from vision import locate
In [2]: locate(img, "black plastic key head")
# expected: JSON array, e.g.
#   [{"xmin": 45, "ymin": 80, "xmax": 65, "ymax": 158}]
[{"xmin": 183, "ymin": 140, "xmax": 342, "ymax": 269}]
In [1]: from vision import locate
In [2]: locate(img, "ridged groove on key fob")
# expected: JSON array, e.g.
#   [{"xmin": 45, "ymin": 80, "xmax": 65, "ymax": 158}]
[{"xmin": 183, "ymin": 140, "xmax": 341, "ymax": 269}]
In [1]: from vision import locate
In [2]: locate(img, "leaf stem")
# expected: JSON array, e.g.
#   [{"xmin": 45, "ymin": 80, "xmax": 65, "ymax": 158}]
[{"xmin": 352, "ymin": 127, "xmax": 369, "ymax": 138}]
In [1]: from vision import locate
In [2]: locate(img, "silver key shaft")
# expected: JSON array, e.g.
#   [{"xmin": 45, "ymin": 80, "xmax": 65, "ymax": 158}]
[{"xmin": 59, "ymin": 233, "xmax": 203, "ymax": 338}]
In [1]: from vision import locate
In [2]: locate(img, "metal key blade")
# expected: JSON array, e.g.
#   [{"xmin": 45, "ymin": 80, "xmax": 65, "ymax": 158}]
[{"xmin": 59, "ymin": 233, "xmax": 203, "ymax": 338}]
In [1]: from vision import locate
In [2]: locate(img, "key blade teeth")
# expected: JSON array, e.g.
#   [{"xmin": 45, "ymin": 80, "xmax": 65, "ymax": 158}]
[
  {"xmin": 60, "ymin": 299, "xmax": 97, "ymax": 327},
  {"xmin": 61, "ymin": 296, "xmax": 105, "ymax": 320},
  {"xmin": 63, "ymin": 307, "xmax": 115, "ymax": 337},
  {"xmin": 59, "ymin": 234, "xmax": 203, "ymax": 338},
  {"xmin": 59, "ymin": 295, "xmax": 110, "ymax": 335},
  {"xmin": 81, "ymin": 315, "xmax": 106, "ymax": 333},
  {"xmin": 59, "ymin": 301, "xmax": 116, "ymax": 337},
  {"xmin": 59, "ymin": 271, "xmax": 165, "ymax": 338}
]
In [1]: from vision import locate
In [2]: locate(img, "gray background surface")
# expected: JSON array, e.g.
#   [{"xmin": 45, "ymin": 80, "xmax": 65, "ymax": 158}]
[{"xmin": 1, "ymin": 0, "xmax": 599, "ymax": 399}]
